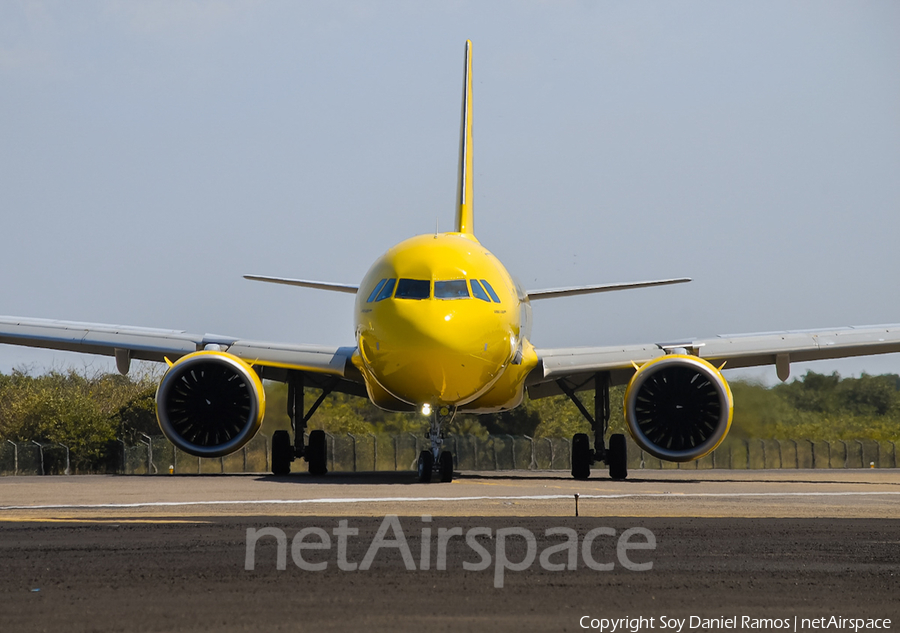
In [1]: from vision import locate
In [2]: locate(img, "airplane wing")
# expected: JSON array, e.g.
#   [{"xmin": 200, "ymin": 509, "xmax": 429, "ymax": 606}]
[
  {"xmin": 0, "ymin": 315, "xmax": 359, "ymax": 384},
  {"xmin": 243, "ymin": 275, "xmax": 359, "ymax": 294},
  {"xmin": 526, "ymin": 277, "xmax": 691, "ymax": 300},
  {"xmin": 527, "ymin": 323, "xmax": 900, "ymax": 398}
]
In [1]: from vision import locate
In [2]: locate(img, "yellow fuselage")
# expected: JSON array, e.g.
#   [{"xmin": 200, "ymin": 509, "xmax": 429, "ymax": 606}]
[{"xmin": 353, "ymin": 233, "xmax": 537, "ymax": 413}]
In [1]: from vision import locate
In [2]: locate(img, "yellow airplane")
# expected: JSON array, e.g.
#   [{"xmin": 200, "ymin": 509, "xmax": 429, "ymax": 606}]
[{"xmin": 2, "ymin": 41, "xmax": 900, "ymax": 482}]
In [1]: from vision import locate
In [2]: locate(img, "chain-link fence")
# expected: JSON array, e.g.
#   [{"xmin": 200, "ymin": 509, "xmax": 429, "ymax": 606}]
[{"xmin": 0, "ymin": 434, "xmax": 896, "ymax": 476}]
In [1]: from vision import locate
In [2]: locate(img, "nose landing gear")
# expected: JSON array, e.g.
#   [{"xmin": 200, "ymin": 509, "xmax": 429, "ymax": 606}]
[{"xmin": 417, "ymin": 405, "xmax": 456, "ymax": 483}]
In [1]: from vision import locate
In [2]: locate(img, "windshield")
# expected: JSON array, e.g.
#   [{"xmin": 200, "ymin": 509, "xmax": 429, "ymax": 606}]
[
  {"xmin": 434, "ymin": 280, "xmax": 470, "ymax": 299},
  {"xmin": 395, "ymin": 279, "xmax": 430, "ymax": 299}
]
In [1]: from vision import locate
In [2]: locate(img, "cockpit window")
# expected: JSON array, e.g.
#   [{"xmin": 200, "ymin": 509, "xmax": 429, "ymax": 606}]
[
  {"xmin": 470, "ymin": 279, "xmax": 491, "ymax": 302},
  {"xmin": 480, "ymin": 279, "xmax": 501, "ymax": 303},
  {"xmin": 434, "ymin": 280, "xmax": 469, "ymax": 299},
  {"xmin": 374, "ymin": 278, "xmax": 396, "ymax": 302},
  {"xmin": 395, "ymin": 279, "xmax": 430, "ymax": 299},
  {"xmin": 366, "ymin": 279, "xmax": 387, "ymax": 303}
]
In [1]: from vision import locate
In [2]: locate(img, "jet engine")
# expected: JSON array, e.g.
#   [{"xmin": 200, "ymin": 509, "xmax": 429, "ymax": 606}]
[
  {"xmin": 156, "ymin": 351, "xmax": 266, "ymax": 458},
  {"xmin": 624, "ymin": 354, "xmax": 733, "ymax": 462}
]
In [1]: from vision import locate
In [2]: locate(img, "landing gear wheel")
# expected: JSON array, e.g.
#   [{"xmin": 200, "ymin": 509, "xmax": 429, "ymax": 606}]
[
  {"xmin": 608, "ymin": 433, "xmax": 628, "ymax": 481},
  {"xmin": 571, "ymin": 433, "xmax": 591, "ymax": 480},
  {"xmin": 307, "ymin": 429, "xmax": 328, "ymax": 476},
  {"xmin": 272, "ymin": 430, "xmax": 293, "ymax": 476},
  {"xmin": 439, "ymin": 451, "xmax": 453, "ymax": 483},
  {"xmin": 417, "ymin": 450, "xmax": 434, "ymax": 483}
]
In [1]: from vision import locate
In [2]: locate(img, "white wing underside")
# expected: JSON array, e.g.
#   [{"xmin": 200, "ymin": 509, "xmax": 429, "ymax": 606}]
[
  {"xmin": 528, "ymin": 323, "xmax": 900, "ymax": 398},
  {"xmin": 0, "ymin": 316, "xmax": 354, "ymax": 377}
]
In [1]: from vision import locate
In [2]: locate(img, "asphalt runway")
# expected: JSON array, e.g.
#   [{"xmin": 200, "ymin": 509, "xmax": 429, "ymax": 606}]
[
  {"xmin": 1, "ymin": 471, "xmax": 898, "ymax": 632},
  {"xmin": 1, "ymin": 469, "xmax": 898, "ymax": 519}
]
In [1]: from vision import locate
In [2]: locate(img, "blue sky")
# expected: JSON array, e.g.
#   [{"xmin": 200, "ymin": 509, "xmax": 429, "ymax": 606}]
[{"xmin": 1, "ymin": 1, "xmax": 899, "ymax": 384}]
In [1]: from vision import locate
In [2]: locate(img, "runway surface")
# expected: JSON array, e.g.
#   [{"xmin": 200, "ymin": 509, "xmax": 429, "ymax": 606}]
[
  {"xmin": 0, "ymin": 469, "xmax": 898, "ymax": 519},
  {"xmin": 1, "ymin": 471, "xmax": 898, "ymax": 632}
]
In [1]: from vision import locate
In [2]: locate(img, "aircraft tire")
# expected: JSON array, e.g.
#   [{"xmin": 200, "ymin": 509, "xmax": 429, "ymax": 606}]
[
  {"xmin": 439, "ymin": 451, "xmax": 453, "ymax": 482},
  {"xmin": 571, "ymin": 433, "xmax": 591, "ymax": 480},
  {"xmin": 307, "ymin": 430, "xmax": 328, "ymax": 476},
  {"xmin": 272, "ymin": 430, "xmax": 292, "ymax": 476},
  {"xmin": 608, "ymin": 433, "xmax": 628, "ymax": 481},
  {"xmin": 417, "ymin": 450, "xmax": 434, "ymax": 483}
]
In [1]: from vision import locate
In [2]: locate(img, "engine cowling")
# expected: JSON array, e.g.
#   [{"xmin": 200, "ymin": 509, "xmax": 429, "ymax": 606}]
[
  {"xmin": 156, "ymin": 351, "xmax": 266, "ymax": 458},
  {"xmin": 624, "ymin": 354, "xmax": 733, "ymax": 462}
]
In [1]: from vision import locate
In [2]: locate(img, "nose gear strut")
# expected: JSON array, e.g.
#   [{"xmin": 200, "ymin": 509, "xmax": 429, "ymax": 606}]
[{"xmin": 417, "ymin": 405, "xmax": 456, "ymax": 483}]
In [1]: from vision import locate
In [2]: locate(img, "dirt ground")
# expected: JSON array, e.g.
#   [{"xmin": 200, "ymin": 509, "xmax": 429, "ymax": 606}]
[{"xmin": 1, "ymin": 516, "xmax": 897, "ymax": 632}]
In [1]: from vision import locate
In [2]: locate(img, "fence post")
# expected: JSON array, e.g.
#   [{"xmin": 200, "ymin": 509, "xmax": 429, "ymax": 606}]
[
  {"xmin": 393, "ymin": 435, "xmax": 398, "ymax": 471},
  {"xmin": 6, "ymin": 440, "xmax": 17, "ymax": 476},
  {"xmin": 492, "ymin": 437, "xmax": 498, "ymax": 470},
  {"xmin": 774, "ymin": 439, "xmax": 783, "ymax": 469},
  {"xmin": 545, "ymin": 438, "xmax": 553, "ymax": 470},
  {"xmin": 140, "ymin": 433, "xmax": 154, "ymax": 475},
  {"xmin": 523, "ymin": 436, "xmax": 537, "ymax": 470},
  {"xmin": 348, "ymin": 433, "xmax": 357, "ymax": 472},
  {"xmin": 890, "ymin": 441, "xmax": 897, "ymax": 468},
  {"xmin": 471, "ymin": 435, "xmax": 479, "ymax": 471},
  {"xmin": 32, "ymin": 441, "xmax": 44, "ymax": 476},
  {"xmin": 826, "ymin": 441, "xmax": 832, "ymax": 469},
  {"xmin": 367, "ymin": 433, "xmax": 377, "ymax": 471},
  {"xmin": 324, "ymin": 432, "xmax": 335, "ymax": 471},
  {"xmin": 855, "ymin": 440, "xmax": 864, "ymax": 469},
  {"xmin": 788, "ymin": 439, "xmax": 798, "ymax": 469},
  {"xmin": 408, "ymin": 433, "xmax": 420, "ymax": 470},
  {"xmin": 58, "ymin": 443, "xmax": 70, "ymax": 475},
  {"xmin": 506, "ymin": 435, "xmax": 516, "ymax": 470},
  {"xmin": 759, "ymin": 439, "xmax": 766, "ymax": 469}
]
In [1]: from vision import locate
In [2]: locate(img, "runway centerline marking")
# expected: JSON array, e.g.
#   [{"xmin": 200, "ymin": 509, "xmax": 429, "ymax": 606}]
[{"xmin": 1, "ymin": 491, "xmax": 899, "ymax": 512}]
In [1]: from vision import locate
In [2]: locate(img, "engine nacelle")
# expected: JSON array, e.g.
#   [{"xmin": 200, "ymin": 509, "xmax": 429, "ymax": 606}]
[
  {"xmin": 624, "ymin": 354, "xmax": 733, "ymax": 462},
  {"xmin": 156, "ymin": 351, "xmax": 266, "ymax": 458}
]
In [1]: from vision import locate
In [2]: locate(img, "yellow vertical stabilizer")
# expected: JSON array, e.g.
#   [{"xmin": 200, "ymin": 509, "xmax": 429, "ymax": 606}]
[{"xmin": 455, "ymin": 40, "xmax": 474, "ymax": 235}]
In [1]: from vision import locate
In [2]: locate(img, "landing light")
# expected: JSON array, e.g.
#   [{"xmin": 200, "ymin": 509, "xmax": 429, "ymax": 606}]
[{"xmin": 421, "ymin": 403, "xmax": 432, "ymax": 416}]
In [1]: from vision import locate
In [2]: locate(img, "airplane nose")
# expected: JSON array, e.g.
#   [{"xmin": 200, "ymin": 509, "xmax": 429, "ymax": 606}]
[{"xmin": 359, "ymin": 301, "xmax": 513, "ymax": 406}]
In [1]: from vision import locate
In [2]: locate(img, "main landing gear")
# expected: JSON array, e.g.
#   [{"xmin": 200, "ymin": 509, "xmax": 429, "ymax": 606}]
[
  {"xmin": 271, "ymin": 372, "xmax": 332, "ymax": 476},
  {"xmin": 417, "ymin": 406, "xmax": 456, "ymax": 483},
  {"xmin": 558, "ymin": 372, "xmax": 628, "ymax": 481}
]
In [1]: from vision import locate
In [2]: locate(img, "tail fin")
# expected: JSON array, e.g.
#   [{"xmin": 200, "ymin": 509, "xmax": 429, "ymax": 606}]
[{"xmin": 455, "ymin": 40, "xmax": 474, "ymax": 235}]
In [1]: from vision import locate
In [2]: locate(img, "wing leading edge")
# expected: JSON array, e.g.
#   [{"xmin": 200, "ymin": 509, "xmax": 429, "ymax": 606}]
[
  {"xmin": 243, "ymin": 275, "xmax": 359, "ymax": 294},
  {"xmin": 0, "ymin": 315, "xmax": 358, "ymax": 379},
  {"xmin": 528, "ymin": 323, "xmax": 900, "ymax": 398},
  {"xmin": 526, "ymin": 277, "xmax": 691, "ymax": 300}
]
